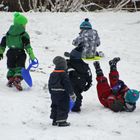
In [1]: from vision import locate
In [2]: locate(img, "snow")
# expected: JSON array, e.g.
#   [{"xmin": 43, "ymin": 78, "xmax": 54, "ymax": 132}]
[{"xmin": 0, "ymin": 11, "xmax": 140, "ymax": 140}]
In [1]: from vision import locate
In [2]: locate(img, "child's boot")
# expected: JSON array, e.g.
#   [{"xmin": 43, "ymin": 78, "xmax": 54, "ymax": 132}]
[
  {"xmin": 57, "ymin": 121, "xmax": 70, "ymax": 127},
  {"xmin": 13, "ymin": 76, "xmax": 23, "ymax": 91},
  {"xmin": 71, "ymin": 106, "xmax": 81, "ymax": 112},
  {"xmin": 109, "ymin": 57, "xmax": 120, "ymax": 71},
  {"xmin": 52, "ymin": 120, "xmax": 57, "ymax": 126},
  {"xmin": 7, "ymin": 77, "xmax": 14, "ymax": 87},
  {"xmin": 93, "ymin": 61, "xmax": 103, "ymax": 76}
]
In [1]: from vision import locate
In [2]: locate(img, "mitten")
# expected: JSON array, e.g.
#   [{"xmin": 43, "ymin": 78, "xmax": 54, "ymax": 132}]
[
  {"xmin": 112, "ymin": 84, "xmax": 121, "ymax": 95},
  {"xmin": 70, "ymin": 94, "xmax": 76, "ymax": 102},
  {"xmin": 83, "ymin": 83, "xmax": 92, "ymax": 91}
]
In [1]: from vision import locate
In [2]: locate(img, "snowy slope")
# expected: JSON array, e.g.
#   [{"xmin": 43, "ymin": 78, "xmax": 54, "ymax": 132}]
[{"xmin": 0, "ymin": 11, "xmax": 140, "ymax": 140}]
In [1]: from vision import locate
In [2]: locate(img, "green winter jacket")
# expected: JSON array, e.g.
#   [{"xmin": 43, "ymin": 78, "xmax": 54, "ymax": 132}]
[{"xmin": 0, "ymin": 24, "xmax": 35, "ymax": 60}]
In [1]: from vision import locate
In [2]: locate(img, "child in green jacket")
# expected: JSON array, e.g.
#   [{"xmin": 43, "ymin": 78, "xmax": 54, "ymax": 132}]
[{"xmin": 0, "ymin": 12, "xmax": 36, "ymax": 91}]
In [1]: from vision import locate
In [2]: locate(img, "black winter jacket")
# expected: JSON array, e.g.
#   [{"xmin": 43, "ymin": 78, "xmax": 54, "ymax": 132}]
[
  {"xmin": 48, "ymin": 69, "xmax": 74, "ymax": 96},
  {"xmin": 66, "ymin": 59, "xmax": 92, "ymax": 91}
]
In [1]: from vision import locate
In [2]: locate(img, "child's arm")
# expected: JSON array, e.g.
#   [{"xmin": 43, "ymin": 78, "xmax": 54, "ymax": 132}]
[
  {"xmin": 95, "ymin": 31, "xmax": 100, "ymax": 47},
  {"xmin": 22, "ymin": 32, "xmax": 36, "ymax": 60},
  {"xmin": 72, "ymin": 36, "xmax": 84, "ymax": 47},
  {"xmin": 62, "ymin": 73, "xmax": 74, "ymax": 96},
  {"xmin": 0, "ymin": 36, "xmax": 6, "ymax": 57}
]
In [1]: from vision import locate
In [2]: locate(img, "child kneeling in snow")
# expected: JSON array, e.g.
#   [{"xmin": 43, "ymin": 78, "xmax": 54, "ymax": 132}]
[
  {"xmin": 48, "ymin": 56, "xmax": 76, "ymax": 127},
  {"xmin": 93, "ymin": 57, "xmax": 139, "ymax": 112},
  {"xmin": 72, "ymin": 18, "xmax": 101, "ymax": 58}
]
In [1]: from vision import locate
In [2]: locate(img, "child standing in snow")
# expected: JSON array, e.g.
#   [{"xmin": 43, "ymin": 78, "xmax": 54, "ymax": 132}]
[
  {"xmin": 93, "ymin": 57, "xmax": 139, "ymax": 112},
  {"xmin": 0, "ymin": 12, "xmax": 36, "ymax": 91},
  {"xmin": 65, "ymin": 47, "xmax": 92, "ymax": 112},
  {"xmin": 72, "ymin": 18, "xmax": 100, "ymax": 58},
  {"xmin": 48, "ymin": 56, "xmax": 76, "ymax": 127}
]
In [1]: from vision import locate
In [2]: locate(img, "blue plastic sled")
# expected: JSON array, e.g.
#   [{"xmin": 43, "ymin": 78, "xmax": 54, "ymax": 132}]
[
  {"xmin": 21, "ymin": 58, "xmax": 39, "ymax": 87},
  {"xmin": 69, "ymin": 98, "xmax": 75, "ymax": 111}
]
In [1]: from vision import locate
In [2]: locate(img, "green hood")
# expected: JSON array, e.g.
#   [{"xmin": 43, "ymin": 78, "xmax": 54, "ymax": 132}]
[{"xmin": 7, "ymin": 25, "xmax": 25, "ymax": 36}]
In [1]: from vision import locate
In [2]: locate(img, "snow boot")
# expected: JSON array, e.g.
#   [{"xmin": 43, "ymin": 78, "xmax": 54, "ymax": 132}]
[
  {"xmin": 96, "ymin": 51, "xmax": 104, "ymax": 57},
  {"xmin": 52, "ymin": 120, "xmax": 57, "ymax": 126},
  {"xmin": 93, "ymin": 61, "xmax": 103, "ymax": 76},
  {"xmin": 109, "ymin": 57, "xmax": 120, "ymax": 71},
  {"xmin": 7, "ymin": 77, "xmax": 14, "ymax": 87},
  {"xmin": 71, "ymin": 105, "xmax": 81, "ymax": 112},
  {"xmin": 13, "ymin": 77, "xmax": 23, "ymax": 91},
  {"xmin": 57, "ymin": 121, "xmax": 70, "ymax": 127}
]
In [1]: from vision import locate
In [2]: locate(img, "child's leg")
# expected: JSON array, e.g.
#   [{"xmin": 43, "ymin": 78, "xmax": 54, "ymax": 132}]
[
  {"xmin": 109, "ymin": 57, "xmax": 120, "ymax": 87},
  {"xmin": 50, "ymin": 103, "xmax": 57, "ymax": 126},
  {"xmin": 7, "ymin": 68, "xmax": 15, "ymax": 87},
  {"xmin": 56, "ymin": 94, "xmax": 70, "ymax": 126},
  {"xmin": 6, "ymin": 49, "xmax": 16, "ymax": 86},
  {"xmin": 93, "ymin": 61, "xmax": 112, "ymax": 107},
  {"xmin": 71, "ymin": 89, "xmax": 83, "ymax": 112},
  {"xmin": 15, "ymin": 50, "xmax": 26, "ymax": 78}
]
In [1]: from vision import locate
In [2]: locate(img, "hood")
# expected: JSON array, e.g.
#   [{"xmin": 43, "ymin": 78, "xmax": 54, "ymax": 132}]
[{"xmin": 7, "ymin": 25, "xmax": 25, "ymax": 36}]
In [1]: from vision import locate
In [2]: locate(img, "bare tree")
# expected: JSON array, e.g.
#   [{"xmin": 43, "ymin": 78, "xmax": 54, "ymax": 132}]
[
  {"xmin": 115, "ymin": 0, "xmax": 131, "ymax": 10},
  {"xmin": 0, "ymin": 0, "xmax": 140, "ymax": 12}
]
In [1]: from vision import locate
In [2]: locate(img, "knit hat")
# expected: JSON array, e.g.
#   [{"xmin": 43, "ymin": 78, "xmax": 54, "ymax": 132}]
[
  {"xmin": 125, "ymin": 89, "xmax": 139, "ymax": 103},
  {"xmin": 80, "ymin": 18, "xmax": 92, "ymax": 30},
  {"xmin": 14, "ymin": 12, "xmax": 28, "ymax": 26},
  {"xmin": 70, "ymin": 47, "xmax": 83, "ymax": 59},
  {"xmin": 53, "ymin": 56, "xmax": 67, "ymax": 69}
]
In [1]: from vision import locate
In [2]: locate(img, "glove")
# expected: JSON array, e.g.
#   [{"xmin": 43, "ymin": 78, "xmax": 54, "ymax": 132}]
[
  {"xmin": 0, "ymin": 54, "xmax": 3, "ymax": 60},
  {"xmin": 83, "ymin": 83, "xmax": 92, "ymax": 91},
  {"xmin": 112, "ymin": 84, "xmax": 121, "ymax": 95},
  {"xmin": 70, "ymin": 94, "xmax": 76, "ymax": 102}
]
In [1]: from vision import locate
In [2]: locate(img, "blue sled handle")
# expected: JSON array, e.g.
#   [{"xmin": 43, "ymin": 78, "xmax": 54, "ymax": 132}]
[
  {"xmin": 27, "ymin": 58, "xmax": 39, "ymax": 71},
  {"xmin": 69, "ymin": 98, "xmax": 75, "ymax": 111}
]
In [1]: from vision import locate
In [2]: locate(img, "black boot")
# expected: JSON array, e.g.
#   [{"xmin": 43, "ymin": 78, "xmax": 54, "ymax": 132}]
[
  {"xmin": 57, "ymin": 121, "xmax": 70, "ymax": 127},
  {"xmin": 71, "ymin": 106, "xmax": 81, "ymax": 112},
  {"xmin": 109, "ymin": 57, "xmax": 120, "ymax": 71},
  {"xmin": 52, "ymin": 120, "xmax": 57, "ymax": 126},
  {"xmin": 93, "ymin": 61, "xmax": 103, "ymax": 76}
]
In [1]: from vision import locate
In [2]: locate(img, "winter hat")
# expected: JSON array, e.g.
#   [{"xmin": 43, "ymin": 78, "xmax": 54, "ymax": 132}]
[
  {"xmin": 14, "ymin": 12, "xmax": 28, "ymax": 26},
  {"xmin": 70, "ymin": 47, "xmax": 83, "ymax": 59},
  {"xmin": 53, "ymin": 56, "xmax": 67, "ymax": 69},
  {"xmin": 125, "ymin": 89, "xmax": 139, "ymax": 103},
  {"xmin": 80, "ymin": 18, "xmax": 92, "ymax": 30}
]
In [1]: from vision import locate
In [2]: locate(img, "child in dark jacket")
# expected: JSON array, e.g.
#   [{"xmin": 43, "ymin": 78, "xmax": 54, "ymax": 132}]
[
  {"xmin": 0, "ymin": 12, "xmax": 36, "ymax": 91},
  {"xmin": 93, "ymin": 57, "xmax": 139, "ymax": 112},
  {"xmin": 65, "ymin": 47, "xmax": 92, "ymax": 112},
  {"xmin": 48, "ymin": 56, "xmax": 76, "ymax": 127}
]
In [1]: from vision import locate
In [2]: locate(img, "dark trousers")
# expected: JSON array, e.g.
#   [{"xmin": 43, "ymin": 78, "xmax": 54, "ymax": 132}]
[
  {"xmin": 6, "ymin": 49, "xmax": 26, "ymax": 68},
  {"xmin": 50, "ymin": 92, "xmax": 69, "ymax": 122},
  {"xmin": 73, "ymin": 88, "xmax": 83, "ymax": 109}
]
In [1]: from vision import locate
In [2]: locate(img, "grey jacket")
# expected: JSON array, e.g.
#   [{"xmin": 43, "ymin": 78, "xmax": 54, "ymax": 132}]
[{"xmin": 72, "ymin": 29, "xmax": 100, "ymax": 49}]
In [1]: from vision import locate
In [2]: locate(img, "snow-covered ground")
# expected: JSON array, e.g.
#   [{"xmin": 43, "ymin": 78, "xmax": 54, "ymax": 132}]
[{"xmin": 0, "ymin": 11, "xmax": 140, "ymax": 140}]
